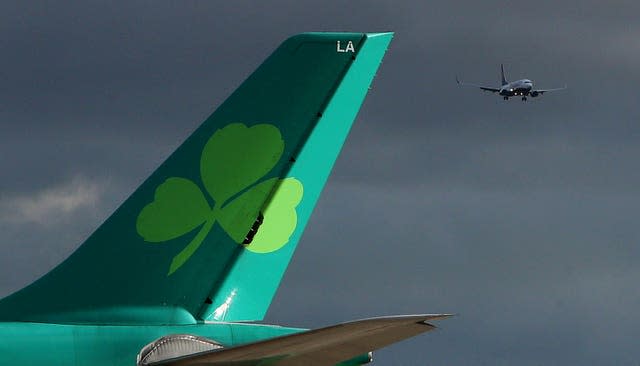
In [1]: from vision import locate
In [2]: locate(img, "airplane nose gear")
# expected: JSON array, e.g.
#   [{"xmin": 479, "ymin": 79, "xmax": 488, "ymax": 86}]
[
  {"xmin": 521, "ymin": 96, "xmax": 527, "ymax": 101},
  {"xmin": 503, "ymin": 96, "xmax": 508, "ymax": 100}
]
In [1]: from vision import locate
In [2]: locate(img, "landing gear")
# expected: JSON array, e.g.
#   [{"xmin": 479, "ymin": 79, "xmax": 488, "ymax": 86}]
[
  {"xmin": 521, "ymin": 96, "xmax": 527, "ymax": 101},
  {"xmin": 503, "ymin": 96, "xmax": 509, "ymax": 100}
]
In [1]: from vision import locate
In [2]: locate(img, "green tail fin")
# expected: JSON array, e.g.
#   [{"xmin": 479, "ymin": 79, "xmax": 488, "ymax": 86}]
[{"xmin": 0, "ymin": 32, "xmax": 393, "ymax": 324}]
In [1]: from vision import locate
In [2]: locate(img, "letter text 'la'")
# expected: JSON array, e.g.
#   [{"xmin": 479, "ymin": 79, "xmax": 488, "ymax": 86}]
[{"xmin": 336, "ymin": 40, "xmax": 355, "ymax": 53}]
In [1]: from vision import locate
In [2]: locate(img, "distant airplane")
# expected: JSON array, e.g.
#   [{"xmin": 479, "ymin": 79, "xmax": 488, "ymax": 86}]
[
  {"xmin": 0, "ymin": 32, "xmax": 450, "ymax": 366},
  {"xmin": 456, "ymin": 64, "xmax": 566, "ymax": 101}
]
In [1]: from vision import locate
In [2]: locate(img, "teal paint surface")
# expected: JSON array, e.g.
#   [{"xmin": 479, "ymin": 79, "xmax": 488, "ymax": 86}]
[
  {"xmin": 0, "ymin": 31, "xmax": 392, "ymax": 366},
  {"xmin": 203, "ymin": 32, "xmax": 394, "ymax": 322},
  {"xmin": 0, "ymin": 322, "xmax": 305, "ymax": 366},
  {"xmin": 0, "ymin": 322, "xmax": 370, "ymax": 366},
  {"xmin": 0, "ymin": 32, "xmax": 392, "ymax": 325}
]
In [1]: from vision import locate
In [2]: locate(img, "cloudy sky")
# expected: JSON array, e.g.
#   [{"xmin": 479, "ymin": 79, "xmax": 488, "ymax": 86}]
[{"xmin": 2, "ymin": 1, "xmax": 640, "ymax": 364}]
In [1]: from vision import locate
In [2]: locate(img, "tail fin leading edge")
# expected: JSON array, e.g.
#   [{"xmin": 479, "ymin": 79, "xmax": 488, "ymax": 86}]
[
  {"xmin": 0, "ymin": 33, "xmax": 393, "ymax": 324},
  {"xmin": 500, "ymin": 63, "xmax": 508, "ymax": 85}
]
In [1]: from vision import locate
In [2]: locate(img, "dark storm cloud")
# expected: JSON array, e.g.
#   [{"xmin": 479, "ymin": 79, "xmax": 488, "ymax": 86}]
[{"xmin": 1, "ymin": 1, "xmax": 640, "ymax": 364}]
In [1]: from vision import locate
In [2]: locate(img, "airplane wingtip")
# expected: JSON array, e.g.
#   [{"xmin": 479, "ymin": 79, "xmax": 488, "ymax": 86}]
[{"xmin": 421, "ymin": 313, "xmax": 454, "ymax": 323}]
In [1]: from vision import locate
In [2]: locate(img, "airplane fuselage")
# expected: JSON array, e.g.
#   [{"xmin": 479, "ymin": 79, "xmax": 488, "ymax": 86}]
[
  {"xmin": 0, "ymin": 322, "xmax": 294, "ymax": 366},
  {"xmin": 499, "ymin": 79, "xmax": 533, "ymax": 97},
  {"xmin": 0, "ymin": 321, "xmax": 369, "ymax": 366}
]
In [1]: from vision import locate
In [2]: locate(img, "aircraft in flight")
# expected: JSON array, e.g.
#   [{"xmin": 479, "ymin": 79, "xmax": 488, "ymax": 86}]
[
  {"xmin": 456, "ymin": 64, "xmax": 566, "ymax": 101},
  {"xmin": 0, "ymin": 32, "xmax": 449, "ymax": 366}
]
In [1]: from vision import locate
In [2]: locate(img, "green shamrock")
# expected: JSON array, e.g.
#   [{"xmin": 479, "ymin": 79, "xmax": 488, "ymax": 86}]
[{"xmin": 136, "ymin": 123, "xmax": 303, "ymax": 275}]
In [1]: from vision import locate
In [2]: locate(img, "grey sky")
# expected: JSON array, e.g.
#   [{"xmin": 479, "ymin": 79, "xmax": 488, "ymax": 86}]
[{"xmin": 2, "ymin": 1, "xmax": 640, "ymax": 364}]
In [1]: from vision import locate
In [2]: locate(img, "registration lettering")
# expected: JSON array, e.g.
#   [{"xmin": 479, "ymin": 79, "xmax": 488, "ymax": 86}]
[{"xmin": 336, "ymin": 40, "xmax": 355, "ymax": 53}]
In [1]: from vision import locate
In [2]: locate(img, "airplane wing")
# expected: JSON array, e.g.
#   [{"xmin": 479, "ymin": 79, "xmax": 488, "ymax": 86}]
[
  {"xmin": 149, "ymin": 314, "xmax": 451, "ymax": 366},
  {"xmin": 455, "ymin": 76, "xmax": 500, "ymax": 93},
  {"xmin": 531, "ymin": 85, "xmax": 567, "ymax": 94}
]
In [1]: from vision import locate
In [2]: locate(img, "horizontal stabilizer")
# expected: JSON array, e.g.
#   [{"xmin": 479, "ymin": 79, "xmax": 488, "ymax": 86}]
[{"xmin": 151, "ymin": 314, "xmax": 452, "ymax": 366}]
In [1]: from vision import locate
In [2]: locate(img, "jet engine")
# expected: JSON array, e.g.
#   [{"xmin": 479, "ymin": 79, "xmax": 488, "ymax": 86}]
[{"xmin": 530, "ymin": 91, "xmax": 540, "ymax": 97}]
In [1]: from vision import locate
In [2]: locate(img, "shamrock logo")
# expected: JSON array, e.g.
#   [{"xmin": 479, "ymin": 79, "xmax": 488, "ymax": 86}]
[{"xmin": 136, "ymin": 123, "xmax": 303, "ymax": 275}]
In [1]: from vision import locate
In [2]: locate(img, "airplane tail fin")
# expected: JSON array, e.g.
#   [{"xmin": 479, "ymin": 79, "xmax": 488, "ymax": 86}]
[
  {"xmin": 0, "ymin": 32, "xmax": 393, "ymax": 324},
  {"xmin": 500, "ymin": 64, "xmax": 508, "ymax": 85}
]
